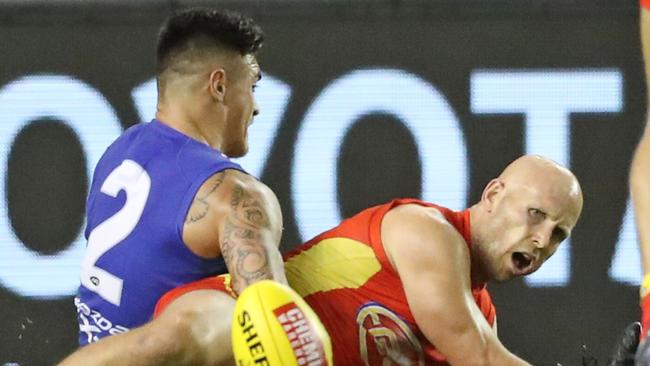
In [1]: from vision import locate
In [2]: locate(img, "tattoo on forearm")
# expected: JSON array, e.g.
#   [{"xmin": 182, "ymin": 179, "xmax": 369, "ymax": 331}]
[
  {"xmin": 221, "ymin": 218, "xmax": 271, "ymax": 293},
  {"xmin": 222, "ymin": 185, "xmax": 274, "ymax": 293},
  {"xmin": 185, "ymin": 171, "xmax": 227, "ymax": 224},
  {"xmin": 236, "ymin": 246, "xmax": 268, "ymax": 282}
]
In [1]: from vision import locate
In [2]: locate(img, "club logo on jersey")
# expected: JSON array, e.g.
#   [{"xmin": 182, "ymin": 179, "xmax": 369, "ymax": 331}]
[
  {"xmin": 274, "ymin": 302, "xmax": 329, "ymax": 366},
  {"xmin": 356, "ymin": 302, "xmax": 424, "ymax": 366}
]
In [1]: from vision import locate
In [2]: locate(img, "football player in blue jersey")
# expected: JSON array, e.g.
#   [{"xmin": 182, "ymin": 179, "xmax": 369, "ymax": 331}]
[{"xmin": 58, "ymin": 8, "xmax": 287, "ymax": 366}]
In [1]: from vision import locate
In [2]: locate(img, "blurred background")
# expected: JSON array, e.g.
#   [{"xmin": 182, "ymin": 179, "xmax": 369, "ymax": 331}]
[{"xmin": 0, "ymin": 0, "xmax": 644, "ymax": 364}]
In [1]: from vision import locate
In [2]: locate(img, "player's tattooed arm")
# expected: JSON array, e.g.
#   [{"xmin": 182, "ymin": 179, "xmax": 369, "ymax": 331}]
[
  {"xmin": 183, "ymin": 169, "xmax": 286, "ymax": 294},
  {"xmin": 221, "ymin": 185, "xmax": 273, "ymax": 291},
  {"xmin": 185, "ymin": 171, "xmax": 228, "ymax": 224},
  {"xmin": 221, "ymin": 175, "xmax": 286, "ymax": 294}
]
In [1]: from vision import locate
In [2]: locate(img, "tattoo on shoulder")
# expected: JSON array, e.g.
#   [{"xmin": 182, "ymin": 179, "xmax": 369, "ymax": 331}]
[
  {"xmin": 230, "ymin": 185, "xmax": 270, "ymax": 228},
  {"xmin": 185, "ymin": 171, "xmax": 227, "ymax": 224}
]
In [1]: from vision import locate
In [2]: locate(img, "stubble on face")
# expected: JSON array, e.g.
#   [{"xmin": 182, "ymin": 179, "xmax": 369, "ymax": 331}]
[
  {"xmin": 222, "ymin": 54, "xmax": 261, "ymax": 158},
  {"xmin": 474, "ymin": 213, "xmax": 516, "ymax": 283}
]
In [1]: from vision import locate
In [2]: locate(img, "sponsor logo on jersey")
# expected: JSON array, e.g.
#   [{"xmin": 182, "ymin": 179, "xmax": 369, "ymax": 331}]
[
  {"xmin": 356, "ymin": 302, "xmax": 425, "ymax": 366},
  {"xmin": 75, "ymin": 297, "xmax": 129, "ymax": 344}
]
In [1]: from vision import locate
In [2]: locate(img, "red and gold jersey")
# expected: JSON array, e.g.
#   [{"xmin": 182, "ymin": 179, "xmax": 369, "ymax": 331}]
[
  {"xmin": 284, "ymin": 198, "xmax": 496, "ymax": 366},
  {"xmin": 155, "ymin": 198, "xmax": 495, "ymax": 365}
]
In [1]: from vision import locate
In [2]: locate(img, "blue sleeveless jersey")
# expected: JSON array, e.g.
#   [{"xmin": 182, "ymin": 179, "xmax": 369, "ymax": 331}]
[{"xmin": 75, "ymin": 119, "xmax": 244, "ymax": 345}]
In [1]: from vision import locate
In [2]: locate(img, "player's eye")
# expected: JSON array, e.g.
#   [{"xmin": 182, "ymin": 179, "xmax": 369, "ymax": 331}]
[
  {"xmin": 528, "ymin": 208, "xmax": 546, "ymax": 221},
  {"xmin": 252, "ymin": 84, "xmax": 258, "ymax": 92}
]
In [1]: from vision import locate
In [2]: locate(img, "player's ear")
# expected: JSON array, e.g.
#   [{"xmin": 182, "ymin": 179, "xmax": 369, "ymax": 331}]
[
  {"xmin": 481, "ymin": 178, "xmax": 504, "ymax": 212},
  {"xmin": 209, "ymin": 68, "xmax": 226, "ymax": 102}
]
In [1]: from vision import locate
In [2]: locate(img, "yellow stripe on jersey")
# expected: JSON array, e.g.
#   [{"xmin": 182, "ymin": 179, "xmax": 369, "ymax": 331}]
[
  {"xmin": 221, "ymin": 274, "xmax": 238, "ymax": 298},
  {"xmin": 285, "ymin": 237, "xmax": 381, "ymax": 297}
]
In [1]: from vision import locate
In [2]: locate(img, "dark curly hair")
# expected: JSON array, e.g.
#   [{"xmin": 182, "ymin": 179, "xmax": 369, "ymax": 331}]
[{"xmin": 156, "ymin": 8, "xmax": 264, "ymax": 76}]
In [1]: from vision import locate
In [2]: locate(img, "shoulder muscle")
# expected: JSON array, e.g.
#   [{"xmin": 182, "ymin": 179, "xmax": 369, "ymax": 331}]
[{"xmin": 182, "ymin": 169, "xmax": 282, "ymax": 258}]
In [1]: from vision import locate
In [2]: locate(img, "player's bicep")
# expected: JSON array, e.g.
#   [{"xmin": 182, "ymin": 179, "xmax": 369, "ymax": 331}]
[
  {"xmin": 401, "ymin": 258, "xmax": 484, "ymax": 346},
  {"xmin": 183, "ymin": 169, "xmax": 285, "ymax": 293},
  {"xmin": 221, "ymin": 173, "xmax": 283, "ymax": 247},
  {"xmin": 383, "ymin": 206, "xmax": 497, "ymax": 365}
]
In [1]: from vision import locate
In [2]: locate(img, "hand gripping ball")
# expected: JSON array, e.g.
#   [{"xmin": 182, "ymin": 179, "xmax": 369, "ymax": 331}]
[{"xmin": 231, "ymin": 280, "xmax": 333, "ymax": 366}]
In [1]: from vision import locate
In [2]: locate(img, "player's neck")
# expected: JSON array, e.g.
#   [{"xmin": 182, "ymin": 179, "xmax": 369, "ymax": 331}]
[
  {"xmin": 467, "ymin": 205, "xmax": 489, "ymax": 285},
  {"xmin": 155, "ymin": 105, "xmax": 225, "ymax": 150}
]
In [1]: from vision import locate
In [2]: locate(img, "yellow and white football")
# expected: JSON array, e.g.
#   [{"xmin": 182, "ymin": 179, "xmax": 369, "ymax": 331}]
[{"xmin": 231, "ymin": 280, "xmax": 333, "ymax": 366}]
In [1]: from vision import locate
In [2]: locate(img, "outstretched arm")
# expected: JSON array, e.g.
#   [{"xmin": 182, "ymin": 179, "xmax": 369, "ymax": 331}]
[
  {"xmin": 382, "ymin": 204, "xmax": 531, "ymax": 366},
  {"xmin": 632, "ymin": 3, "xmax": 650, "ymax": 339}
]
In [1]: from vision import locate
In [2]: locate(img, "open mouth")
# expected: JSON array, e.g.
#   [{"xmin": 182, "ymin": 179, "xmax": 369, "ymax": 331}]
[{"xmin": 512, "ymin": 252, "xmax": 533, "ymax": 274}]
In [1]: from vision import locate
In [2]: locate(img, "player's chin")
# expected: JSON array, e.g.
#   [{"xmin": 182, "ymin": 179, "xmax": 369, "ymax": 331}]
[
  {"xmin": 507, "ymin": 266, "xmax": 541, "ymax": 281},
  {"xmin": 224, "ymin": 143, "xmax": 248, "ymax": 158},
  {"xmin": 487, "ymin": 266, "xmax": 515, "ymax": 283},
  {"xmin": 492, "ymin": 271, "xmax": 516, "ymax": 283},
  {"xmin": 494, "ymin": 265, "xmax": 534, "ymax": 282}
]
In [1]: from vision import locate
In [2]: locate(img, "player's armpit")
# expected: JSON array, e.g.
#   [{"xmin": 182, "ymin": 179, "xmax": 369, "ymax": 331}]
[
  {"xmin": 382, "ymin": 204, "xmax": 530, "ymax": 366},
  {"xmin": 182, "ymin": 169, "xmax": 286, "ymax": 294}
]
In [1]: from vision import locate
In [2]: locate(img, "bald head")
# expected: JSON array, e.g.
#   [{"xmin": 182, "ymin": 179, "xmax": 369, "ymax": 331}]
[
  {"xmin": 498, "ymin": 155, "xmax": 583, "ymax": 218},
  {"xmin": 500, "ymin": 155, "xmax": 576, "ymax": 184},
  {"xmin": 469, "ymin": 155, "xmax": 583, "ymax": 283}
]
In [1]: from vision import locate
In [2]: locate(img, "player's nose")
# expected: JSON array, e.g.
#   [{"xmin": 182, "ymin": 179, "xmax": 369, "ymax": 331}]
[
  {"xmin": 253, "ymin": 99, "xmax": 260, "ymax": 117},
  {"xmin": 532, "ymin": 225, "xmax": 552, "ymax": 249}
]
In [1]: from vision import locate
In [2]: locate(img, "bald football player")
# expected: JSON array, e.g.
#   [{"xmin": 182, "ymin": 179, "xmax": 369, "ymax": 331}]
[{"xmin": 156, "ymin": 154, "xmax": 583, "ymax": 365}]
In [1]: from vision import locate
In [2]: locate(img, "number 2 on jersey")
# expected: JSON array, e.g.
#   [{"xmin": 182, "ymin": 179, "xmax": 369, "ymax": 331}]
[{"xmin": 81, "ymin": 160, "xmax": 151, "ymax": 306}]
